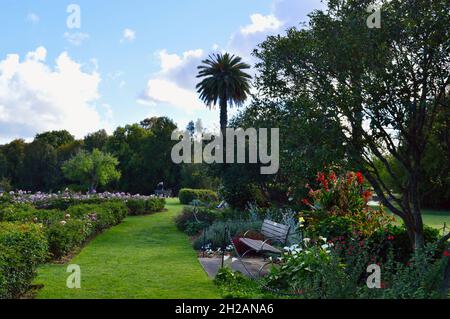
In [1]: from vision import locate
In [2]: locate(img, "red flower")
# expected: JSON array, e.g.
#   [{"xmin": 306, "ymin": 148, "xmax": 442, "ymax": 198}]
[
  {"xmin": 346, "ymin": 172, "xmax": 354, "ymax": 185},
  {"xmin": 302, "ymin": 198, "xmax": 312, "ymax": 206},
  {"xmin": 387, "ymin": 235, "xmax": 395, "ymax": 241},
  {"xmin": 363, "ymin": 190, "xmax": 372, "ymax": 202},
  {"xmin": 329, "ymin": 171, "xmax": 337, "ymax": 182},
  {"xmin": 444, "ymin": 250, "xmax": 450, "ymax": 257},
  {"xmin": 316, "ymin": 172, "xmax": 329, "ymax": 190},
  {"xmin": 356, "ymin": 172, "xmax": 364, "ymax": 185}
]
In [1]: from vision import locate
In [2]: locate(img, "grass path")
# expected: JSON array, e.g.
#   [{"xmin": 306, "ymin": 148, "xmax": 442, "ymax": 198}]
[{"xmin": 34, "ymin": 199, "xmax": 219, "ymax": 299}]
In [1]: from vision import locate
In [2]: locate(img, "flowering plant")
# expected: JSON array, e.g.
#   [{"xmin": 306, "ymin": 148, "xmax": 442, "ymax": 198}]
[
  {"xmin": 267, "ymin": 237, "xmax": 347, "ymax": 297},
  {"xmin": 300, "ymin": 170, "xmax": 394, "ymax": 239}
]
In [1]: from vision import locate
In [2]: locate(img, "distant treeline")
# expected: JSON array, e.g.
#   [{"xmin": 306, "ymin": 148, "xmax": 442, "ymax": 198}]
[{"xmin": 0, "ymin": 117, "xmax": 216, "ymax": 195}]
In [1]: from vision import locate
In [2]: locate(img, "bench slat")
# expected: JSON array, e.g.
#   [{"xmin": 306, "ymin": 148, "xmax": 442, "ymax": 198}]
[
  {"xmin": 261, "ymin": 228, "xmax": 287, "ymax": 241},
  {"xmin": 262, "ymin": 220, "xmax": 290, "ymax": 231},
  {"xmin": 239, "ymin": 238, "xmax": 281, "ymax": 254}
]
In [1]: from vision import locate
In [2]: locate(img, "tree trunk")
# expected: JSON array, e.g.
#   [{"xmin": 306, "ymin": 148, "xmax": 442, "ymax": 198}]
[
  {"xmin": 220, "ymin": 98, "xmax": 228, "ymax": 162},
  {"xmin": 220, "ymin": 98, "xmax": 228, "ymax": 138}
]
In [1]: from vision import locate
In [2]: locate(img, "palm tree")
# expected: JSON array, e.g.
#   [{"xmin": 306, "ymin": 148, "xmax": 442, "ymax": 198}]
[{"xmin": 196, "ymin": 53, "xmax": 252, "ymax": 138}]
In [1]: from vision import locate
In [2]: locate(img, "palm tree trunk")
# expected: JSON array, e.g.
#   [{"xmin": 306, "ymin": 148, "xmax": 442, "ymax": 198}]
[
  {"xmin": 220, "ymin": 98, "xmax": 228, "ymax": 161},
  {"xmin": 220, "ymin": 98, "xmax": 228, "ymax": 137}
]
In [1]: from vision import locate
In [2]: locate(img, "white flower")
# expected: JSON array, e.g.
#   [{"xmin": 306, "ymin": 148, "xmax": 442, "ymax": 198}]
[{"xmin": 319, "ymin": 236, "xmax": 327, "ymax": 243}]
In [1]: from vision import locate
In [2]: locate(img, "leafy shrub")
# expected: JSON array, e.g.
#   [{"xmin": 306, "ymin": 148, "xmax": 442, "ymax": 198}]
[
  {"xmin": 126, "ymin": 198, "xmax": 165, "ymax": 215},
  {"xmin": 66, "ymin": 202, "xmax": 127, "ymax": 231},
  {"xmin": 0, "ymin": 222, "xmax": 48, "ymax": 299},
  {"xmin": 175, "ymin": 206, "xmax": 223, "ymax": 235},
  {"xmin": 369, "ymin": 224, "xmax": 441, "ymax": 262},
  {"xmin": 265, "ymin": 236, "xmax": 449, "ymax": 299},
  {"xmin": 219, "ymin": 182, "xmax": 268, "ymax": 210},
  {"xmin": 193, "ymin": 220, "xmax": 263, "ymax": 250},
  {"xmin": 35, "ymin": 197, "xmax": 106, "ymax": 210},
  {"xmin": 46, "ymin": 219, "xmax": 94, "ymax": 259},
  {"xmin": 266, "ymin": 238, "xmax": 355, "ymax": 298},
  {"xmin": 215, "ymin": 268, "xmax": 276, "ymax": 299},
  {"xmin": 178, "ymin": 188, "xmax": 218, "ymax": 205},
  {"xmin": 0, "ymin": 203, "xmax": 38, "ymax": 222}
]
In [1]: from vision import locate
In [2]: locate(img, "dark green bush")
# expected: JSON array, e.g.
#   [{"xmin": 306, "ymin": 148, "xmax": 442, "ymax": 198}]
[
  {"xmin": 145, "ymin": 197, "xmax": 166, "ymax": 213},
  {"xmin": 215, "ymin": 268, "xmax": 276, "ymax": 299},
  {"xmin": 126, "ymin": 198, "xmax": 165, "ymax": 215},
  {"xmin": 175, "ymin": 206, "xmax": 223, "ymax": 235},
  {"xmin": 178, "ymin": 189, "xmax": 218, "ymax": 205},
  {"xmin": 0, "ymin": 222, "xmax": 48, "ymax": 299},
  {"xmin": 66, "ymin": 202, "xmax": 128, "ymax": 231},
  {"xmin": 46, "ymin": 219, "xmax": 93, "ymax": 259},
  {"xmin": 369, "ymin": 224, "xmax": 441, "ymax": 262},
  {"xmin": 0, "ymin": 203, "xmax": 38, "ymax": 222}
]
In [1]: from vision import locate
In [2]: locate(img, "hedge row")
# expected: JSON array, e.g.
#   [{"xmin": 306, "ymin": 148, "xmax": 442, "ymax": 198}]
[
  {"xmin": 1, "ymin": 201, "xmax": 129, "ymax": 259},
  {"xmin": 126, "ymin": 198, "xmax": 165, "ymax": 215},
  {"xmin": 178, "ymin": 189, "xmax": 218, "ymax": 205},
  {"xmin": 0, "ymin": 222, "xmax": 48, "ymax": 299}
]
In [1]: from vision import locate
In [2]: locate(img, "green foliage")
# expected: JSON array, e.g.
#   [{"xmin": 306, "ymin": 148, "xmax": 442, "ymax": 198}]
[
  {"xmin": 178, "ymin": 188, "xmax": 219, "ymax": 205},
  {"xmin": 219, "ymin": 172, "xmax": 269, "ymax": 210},
  {"xmin": 266, "ymin": 239, "xmax": 448, "ymax": 299},
  {"xmin": 62, "ymin": 149, "xmax": 121, "ymax": 192},
  {"xmin": 215, "ymin": 268, "xmax": 276, "ymax": 299},
  {"xmin": 83, "ymin": 129, "xmax": 109, "ymax": 152},
  {"xmin": 370, "ymin": 224, "xmax": 441, "ymax": 263},
  {"xmin": 229, "ymin": 98, "xmax": 347, "ymax": 208},
  {"xmin": 35, "ymin": 130, "xmax": 75, "ymax": 149},
  {"xmin": 175, "ymin": 206, "xmax": 222, "ymax": 235},
  {"xmin": 196, "ymin": 53, "xmax": 252, "ymax": 135},
  {"xmin": 253, "ymin": 0, "xmax": 450, "ymax": 248},
  {"xmin": 66, "ymin": 202, "xmax": 128, "ymax": 232},
  {"xmin": 106, "ymin": 117, "xmax": 181, "ymax": 195},
  {"xmin": 126, "ymin": 198, "xmax": 165, "ymax": 215},
  {"xmin": 21, "ymin": 140, "xmax": 59, "ymax": 191},
  {"xmin": 46, "ymin": 219, "xmax": 93, "ymax": 259},
  {"xmin": 1, "ymin": 201, "xmax": 129, "ymax": 260},
  {"xmin": 0, "ymin": 222, "xmax": 48, "ymax": 299}
]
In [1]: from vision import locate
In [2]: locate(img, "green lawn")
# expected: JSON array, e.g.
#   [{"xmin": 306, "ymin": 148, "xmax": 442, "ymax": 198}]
[
  {"xmin": 372, "ymin": 205, "xmax": 450, "ymax": 234},
  {"xmin": 34, "ymin": 198, "xmax": 219, "ymax": 299}
]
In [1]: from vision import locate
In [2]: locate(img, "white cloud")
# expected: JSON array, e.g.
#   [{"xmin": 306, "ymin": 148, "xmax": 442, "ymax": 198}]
[
  {"xmin": 139, "ymin": 49, "xmax": 206, "ymax": 112},
  {"xmin": 0, "ymin": 47, "xmax": 111, "ymax": 141},
  {"xmin": 64, "ymin": 32, "xmax": 90, "ymax": 46},
  {"xmin": 121, "ymin": 28, "xmax": 136, "ymax": 43},
  {"xmin": 141, "ymin": 79, "xmax": 202, "ymax": 113},
  {"xmin": 27, "ymin": 13, "xmax": 40, "ymax": 24},
  {"xmin": 240, "ymin": 14, "xmax": 282, "ymax": 35}
]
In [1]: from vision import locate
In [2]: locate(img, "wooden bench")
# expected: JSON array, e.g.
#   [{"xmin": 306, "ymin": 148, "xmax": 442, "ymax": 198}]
[{"xmin": 239, "ymin": 220, "xmax": 290, "ymax": 256}]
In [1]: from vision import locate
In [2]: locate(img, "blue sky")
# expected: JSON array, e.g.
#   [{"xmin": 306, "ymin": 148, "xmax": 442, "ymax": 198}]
[{"xmin": 0, "ymin": 0, "xmax": 325, "ymax": 143}]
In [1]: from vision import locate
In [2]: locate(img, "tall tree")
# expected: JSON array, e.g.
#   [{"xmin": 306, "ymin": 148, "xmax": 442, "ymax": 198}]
[
  {"xmin": 35, "ymin": 130, "xmax": 75, "ymax": 148},
  {"xmin": 62, "ymin": 149, "xmax": 121, "ymax": 193},
  {"xmin": 254, "ymin": 0, "xmax": 449, "ymax": 248},
  {"xmin": 196, "ymin": 53, "xmax": 252, "ymax": 138},
  {"xmin": 84, "ymin": 129, "xmax": 109, "ymax": 152},
  {"xmin": 22, "ymin": 140, "xmax": 58, "ymax": 191}
]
